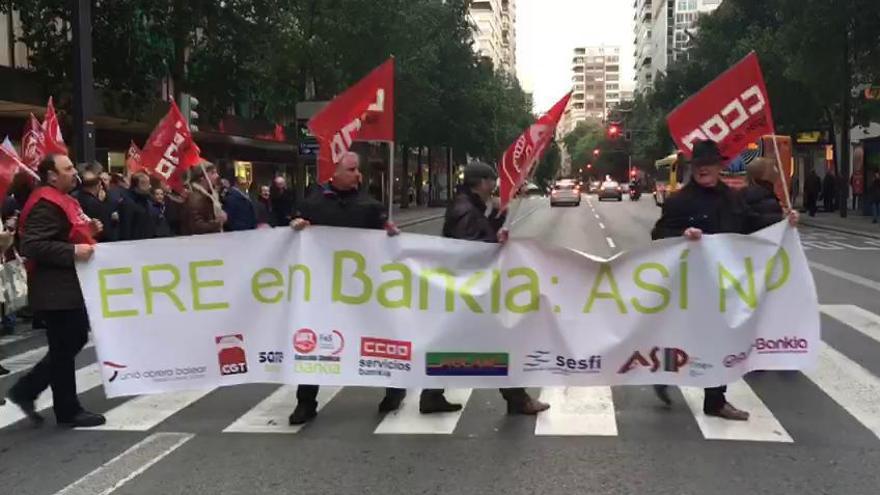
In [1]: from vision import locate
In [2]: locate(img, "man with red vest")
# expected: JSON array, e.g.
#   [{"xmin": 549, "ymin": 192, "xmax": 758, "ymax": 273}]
[{"xmin": 6, "ymin": 154, "xmax": 106, "ymax": 428}]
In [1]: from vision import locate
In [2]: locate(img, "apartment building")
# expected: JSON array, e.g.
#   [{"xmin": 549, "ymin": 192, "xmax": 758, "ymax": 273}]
[
  {"xmin": 562, "ymin": 46, "xmax": 621, "ymax": 136},
  {"xmin": 469, "ymin": 0, "xmax": 517, "ymax": 76}
]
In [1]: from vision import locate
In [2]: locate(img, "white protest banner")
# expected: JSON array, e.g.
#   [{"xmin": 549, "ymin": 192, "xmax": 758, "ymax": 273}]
[{"xmin": 76, "ymin": 222, "xmax": 818, "ymax": 398}]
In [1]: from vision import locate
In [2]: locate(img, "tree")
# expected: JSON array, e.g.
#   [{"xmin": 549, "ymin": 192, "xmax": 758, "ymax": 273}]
[{"xmin": 534, "ymin": 139, "xmax": 561, "ymax": 188}]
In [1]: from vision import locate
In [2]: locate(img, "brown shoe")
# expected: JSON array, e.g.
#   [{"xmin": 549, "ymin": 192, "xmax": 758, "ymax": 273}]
[
  {"xmin": 507, "ymin": 398, "xmax": 550, "ymax": 415},
  {"xmin": 706, "ymin": 402, "xmax": 749, "ymax": 421}
]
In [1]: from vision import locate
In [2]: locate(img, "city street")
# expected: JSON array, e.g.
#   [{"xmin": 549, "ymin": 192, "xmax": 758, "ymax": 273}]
[{"xmin": 3, "ymin": 194, "xmax": 880, "ymax": 495}]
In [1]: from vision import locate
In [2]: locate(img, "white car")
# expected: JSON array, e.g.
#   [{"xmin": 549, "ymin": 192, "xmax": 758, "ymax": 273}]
[
  {"xmin": 550, "ymin": 183, "xmax": 581, "ymax": 207},
  {"xmin": 597, "ymin": 181, "xmax": 623, "ymax": 201}
]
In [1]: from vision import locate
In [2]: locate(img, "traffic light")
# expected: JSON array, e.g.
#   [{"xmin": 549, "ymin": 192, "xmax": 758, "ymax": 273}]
[
  {"xmin": 593, "ymin": 148, "xmax": 600, "ymax": 157},
  {"xmin": 587, "ymin": 163, "xmax": 593, "ymax": 170},
  {"xmin": 180, "ymin": 93, "xmax": 200, "ymax": 132},
  {"xmin": 607, "ymin": 123, "xmax": 621, "ymax": 139}
]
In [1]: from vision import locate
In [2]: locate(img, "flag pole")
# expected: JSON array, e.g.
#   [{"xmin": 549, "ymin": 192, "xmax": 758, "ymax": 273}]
[
  {"xmin": 388, "ymin": 141, "xmax": 395, "ymax": 224},
  {"xmin": 769, "ymin": 135, "xmax": 793, "ymax": 211}
]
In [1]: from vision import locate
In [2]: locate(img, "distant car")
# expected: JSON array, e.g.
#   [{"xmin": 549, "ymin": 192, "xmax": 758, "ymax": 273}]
[
  {"xmin": 550, "ymin": 182, "xmax": 581, "ymax": 207},
  {"xmin": 588, "ymin": 181, "xmax": 601, "ymax": 194},
  {"xmin": 522, "ymin": 183, "xmax": 544, "ymax": 197},
  {"xmin": 597, "ymin": 181, "xmax": 623, "ymax": 201}
]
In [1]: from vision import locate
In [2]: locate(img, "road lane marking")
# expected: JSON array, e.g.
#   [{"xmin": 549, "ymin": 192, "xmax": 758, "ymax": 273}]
[
  {"xmin": 680, "ymin": 381, "xmax": 792, "ymax": 442},
  {"xmin": 820, "ymin": 305, "xmax": 880, "ymax": 344},
  {"xmin": 599, "ymin": 222, "xmax": 605, "ymax": 229},
  {"xmin": 534, "ymin": 386, "xmax": 617, "ymax": 436},
  {"xmin": 594, "ymin": 214, "xmax": 600, "ymax": 219},
  {"xmin": 55, "ymin": 432, "xmax": 194, "ymax": 495},
  {"xmin": 0, "ymin": 341, "xmax": 95, "ymax": 377},
  {"xmin": 606, "ymin": 237, "xmax": 616, "ymax": 249},
  {"xmin": 223, "ymin": 385, "xmax": 340, "ymax": 434},
  {"xmin": 804, "ymin": 342, "xmax": 880, "ymax": 440},
  {"xmin": 374, "ymin": 388, "xmax": 472, "ymax": 435},
  {"xmin": 809, "ymin": 261, "xmax": 880, "ymax": 293},
  {"xmin": 1, "ymin": 363, "xmax": 102, "ymax": 429},
  {"xmin": 85, "ymin": 389, "xmax": 216, "ymax": 431}
]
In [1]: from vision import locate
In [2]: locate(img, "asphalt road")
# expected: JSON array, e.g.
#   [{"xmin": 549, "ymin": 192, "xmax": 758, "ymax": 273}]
[{"xmin": 3, "ymin": 195, "xmax": 880, "ymax": 495}]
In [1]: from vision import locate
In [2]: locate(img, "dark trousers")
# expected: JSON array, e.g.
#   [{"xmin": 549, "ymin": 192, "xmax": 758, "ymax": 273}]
[
  {"xmin": 10, "ymin": 309, "xmax": 89, "ymax": 421},
  {"xmin": 421, "ymin": 387, "xmax": 529, "ymax": 404},
  {"xmin": 296, "ymin": 384, "xmax": 404, "ymax": 404},
  {"xmin": 806, "ymin": 194, "xmax": 818, "ymax": 216},
  {"xmin": 703, "ymin": 386, "xmax": 727, "ymax": 414}
]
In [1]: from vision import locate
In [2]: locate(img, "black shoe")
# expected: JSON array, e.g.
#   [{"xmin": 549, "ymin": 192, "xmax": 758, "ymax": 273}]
[
  {"xmin": 378, "ymin": 389, "xmax": 406, "ymax": 413},
  {"xmin": 506, "ymin": 397, "xmax": 550, "ymax": 415},
  {"xmin": 419, "ymin": 394, "xmax": 463, "ymax": 414},
  {"xmin": 653, "ymin": 385, "xmax": 672, "ymax": 406},
  {"xmin": 6, "ymin": 392, "xmax": 44, "ymax": 426},
  {"xmin": 0, "ymin": 364, "xmax": 10, "ymax": 376},
  {"xmin": 288, "ymin": 402, "xmax": 318, "ymax": 425},
  {"xmin": 58, "ymin": 410, "xmax": 106, "ymax": 428}
]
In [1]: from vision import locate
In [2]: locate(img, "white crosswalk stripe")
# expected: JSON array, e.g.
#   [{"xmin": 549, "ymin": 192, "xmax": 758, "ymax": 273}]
[
  {"xmin": 534, "ymin": 386, "xmax": 617, "ymax": 436},
  {"xmin": 6, "ymin": 305, "xmax": 880, "ymax": 443},
  {"xmin": 680, "ymin": 381, "xmax": 793, "ymax": 443},
  {"xmin": 0, "ymin": 363, "xmax": 103, "ymax": 429},
  {"xmin": 374, "ymin": 388, "xmax": 472, "ymax": 435}
]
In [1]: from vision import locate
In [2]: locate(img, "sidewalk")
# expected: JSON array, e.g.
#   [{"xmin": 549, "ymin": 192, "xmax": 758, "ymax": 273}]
[
  {"xmin": 800, "ymin": 210, "xmax": 880, "ymax": 240},
  {"xmin": 392, "ymin": 205, "xmax": 445, "ymax": 227}
]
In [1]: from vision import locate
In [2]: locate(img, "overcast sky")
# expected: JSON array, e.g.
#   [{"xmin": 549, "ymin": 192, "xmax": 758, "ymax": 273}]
[{"xmin": 517, "ymin": 0, "xmax": 636, "ymax": 112}]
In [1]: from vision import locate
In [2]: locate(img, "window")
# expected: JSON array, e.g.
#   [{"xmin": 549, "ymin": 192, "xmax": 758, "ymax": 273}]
[
  {"xmin": 607, "ymin": 93, "xmax": 620, "ymax": 100},
  {"xmin": 606, "ymin": 65, "xmax": 619, "ymax": 72},
  {"xmin": 574, "ymin": 84, "xmax": 585, "ymax": 91},
  {"xmin": 573, "ymin": 93, "xmax": 584, "ymax": 100},
  {"xmin": 606, "ymin": 74, "xmax": 619, "ymax": 81},
  {"xmin": 573, "ymin": 75, "xmax": 584, "ymax": 82},
  {"xmin": 606, "ymin": 84, "xmax": 619, "ymax": 90}
]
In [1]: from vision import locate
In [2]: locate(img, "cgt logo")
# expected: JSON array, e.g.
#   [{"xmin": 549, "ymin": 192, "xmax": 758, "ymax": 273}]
[
  {"xmin": 103, "ymin": 361, "xmax": 127, "ymax": 382},
  {"xmin": 618, "ymin": 347, "xmax": 689, "ymax": 374},
  {"xmin": 216, "ymin": 334, "xmax": 248, "ymax": 376},
  {"xmin": 754, "ymin": 337, "xmax": 808, "ymax": 355}
]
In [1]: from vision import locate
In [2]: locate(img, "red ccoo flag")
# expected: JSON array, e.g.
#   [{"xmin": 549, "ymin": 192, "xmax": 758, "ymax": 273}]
[
  {"xmin": 0, "ymin": 141, "xmax": 24, "ymax": 200},
  {"xmin": 42, "ymin": 97, "xmax": 68, "ymax": 155},
  {"xmin": 21, "ymin": 113, "xmax": 45, "ymax": 170},
  {"xmin": 309, "ymin": 58, "xmax": 394, "ymax": 183},
  {"xmin": 499, "ymin": 92, "xmax": 571, "ymax": 211},
  {"xmin": 126, "ymin": 140, "xmax": 144, "ymax": 175},
  {"xmin": 139, "ymin": 101, "xmax": 202, "ymax": 193},
  {"xmin": 666, "ymin": 52, "xmax": 774, "ymax": 160}
]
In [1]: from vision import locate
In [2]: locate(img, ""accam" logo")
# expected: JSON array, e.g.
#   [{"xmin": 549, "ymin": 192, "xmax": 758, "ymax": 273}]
[{"xmin": 618, "ymin": 347, "xmax": 689, "ymax": 374}]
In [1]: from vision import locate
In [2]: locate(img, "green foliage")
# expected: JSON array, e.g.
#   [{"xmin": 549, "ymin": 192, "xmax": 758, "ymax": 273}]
[{"xmin": 534, "ymin": 139, "xmax": 560, "ymax": 187}]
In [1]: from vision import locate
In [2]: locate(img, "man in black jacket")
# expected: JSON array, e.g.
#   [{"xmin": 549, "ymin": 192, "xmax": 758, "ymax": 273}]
[
  {"xmin": 419, "ymin": 162, "xmax": 551, "ymax": 416},
  {"xmin": 651, "ymin": 140, "xmax": 797, "ymax": 421},
  {"xmin": 288, "ymin": 151, "xmax": 404, "ymax": 425},
  {"xmin": 6, "ymin": 154, "xmax": 106, "ymax": 427},
  {"xmin": 74, "ymin": 165, "xmax": 112, "ymax": 242},
  {"xmin": 270, "ymin": 176, "xmax": 295, "ymax": 228},
  {"xmin": 119, "ymin": 173, "xmax": 157, "ymax": 240}
]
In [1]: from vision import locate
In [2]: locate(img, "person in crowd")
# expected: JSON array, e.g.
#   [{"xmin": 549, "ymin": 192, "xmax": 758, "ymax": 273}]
[
  {"xmin": 1, "ymin": 173, "xmax": 35, "ymax": 335},
  {"xmin": 6, "ymin": 154, "xmax": 105, "ymax": 427},
  {"xmin": 805, "ymin": 169, "xmax": 821, "ymax": 217},
  {"xmin": 164, "ymin": 185, "xmax": 187, "ymax": 236},
  {"xmin": 99, "ymin": 172, "xmax": 125, "ymax": 241},
  {"xmin": 869, "ymin": 170, "xmax": 880, "ymax": 224},
  {"xmin": 651, "ymin": 140, "xmax": 798, "ymax": 421},
  {"xmin": 418, "ymin": 162, "xmax": 551, "ymax": 416},
  {"xmin": 181, "ymin": 163, "xmax": 226, "ymax": 235},
  {"xmin": 822, "ymin": 169, "xmax": 837, "ymax": 213},
  {"xmin": 151, "ymin": 187, "xmax": 173, "ymax": 237},
  {"xmin": 288, "ymin": 151, "xmax": 403, "ymax": 425},
  {"xmin": 222, "ymin": 176, "xmax": 258, "ymax": 231},
  {"xmin": 74, "ymin": 164, "xmax": 112, "ymax": 242},
  {"xmin": 270, "ymin": 176, "xmax": 295, "ymax": 228},
  {"xmin": 254, "ymin": 185, "xmax": 273, "ymax": 227},
  {"xmin": 741, "ymin": 157, "xmax": 785, "ymax": 227},
  {"xmin": 119, "ymin": 173, "xmax": 157, "ymax": 240}
]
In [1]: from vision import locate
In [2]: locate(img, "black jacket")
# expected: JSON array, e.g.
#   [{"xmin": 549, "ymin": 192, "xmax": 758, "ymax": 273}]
[
  {"xmin": 152, "ymin": 201, "xmax": 173, "ymax": 238},
  {"xmin": 271, "ymin": 187, "xmax": 296, "ymax": 228},
  {"xmin": 297, "ymin": 185, "xmax": 386, "ymax": 229},
  {"xmin": 74, "ymin": 189, "xmax": 112, "ymax": 242},
  {"xmin": 20, "ymin": 200, "xmax": 82, "ymax": 311},
  {"xmin": 740, "ymin": 180, "xmax": 783, "ymax": 227},
  {"xmin": 869, "ymin": 178, "xmax": 880, "ymax": 203},
  {"xmin": 222, "ymin": 187, "xmax": 258, "ymax": 231},
  {"xmin": 443, "ymin": 189, "xmax": 505, "ymax": 243},
  {"xmin": 255, "ymin": 197, "xmax": 272, "ymax": 226},
  {"xmin": 119, "ymin": 190, "xmax": 157, "ymax": 241},
  {"xmin": 651, "ymin": 180, "xmax": 773, "ymax": 241}
]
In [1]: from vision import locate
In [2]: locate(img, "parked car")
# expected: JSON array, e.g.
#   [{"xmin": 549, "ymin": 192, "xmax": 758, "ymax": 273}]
[
  {"xmin": 597, "ymin": 180, "xmax": 623, "ymax": 201},
  {"xmin": 550, "ymin": 182, "xmax": 581, "ymax": 207}
]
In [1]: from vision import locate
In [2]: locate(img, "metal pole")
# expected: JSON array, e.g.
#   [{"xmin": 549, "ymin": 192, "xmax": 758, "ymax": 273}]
[
  {"xmin": 388, "ymin": 142, "xmax": 395, "ymax": 223},
  {"xmin": 72, "ymin": 0, "xmax": 96, "ymax": 164}
]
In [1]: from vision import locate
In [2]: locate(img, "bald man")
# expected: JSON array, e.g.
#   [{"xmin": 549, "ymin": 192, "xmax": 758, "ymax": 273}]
[{"xmin": 289, "ymin": 151, "xmax": 403, "ymax": 425}]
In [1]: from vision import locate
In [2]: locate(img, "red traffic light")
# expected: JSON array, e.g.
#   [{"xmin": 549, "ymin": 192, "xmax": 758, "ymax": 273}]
[
  {"xmin": 587, "ymin": 163, "xmax": 593, "ymax": 169},
  {"xmin": 630, "ymin": 169, "xmax": 637, "ymax": 177},
  {"xmin": 593, "ymin": 149, "xmax": 600, "ymax": 157},
  {"xmin": 607, "ymin": 124, "xmax": 621, "ymax": 139}
]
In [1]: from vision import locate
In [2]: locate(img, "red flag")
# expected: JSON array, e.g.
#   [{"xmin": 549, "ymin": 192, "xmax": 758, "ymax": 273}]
[
  {"xmin": 499, "ymin": 92, "xmax": 571, "ymax": 211},
  {"xmin": 42, "ymin": 97, "xmax": 68, "ymax": 155},
  {"xmin": 309, "ymin": 59, "xmax": 394, "ymax": 183},
  {"xmin": 139, "ymin": 102, "xmax": 202, "ymax": 193},
  {"xmin": 126, "ymin": 141, "xmax": 144, "ymax": 175},
  {"xmin": 0, "ymin": 143, "xmax": 24, "ymax": 200},
  {"xmin": 21, "ymin": 114, "xmax": 45, "ymax": 170},
  {"xmin": 666, "ymin": 52, "xmax": 774, "ymax": 161}
]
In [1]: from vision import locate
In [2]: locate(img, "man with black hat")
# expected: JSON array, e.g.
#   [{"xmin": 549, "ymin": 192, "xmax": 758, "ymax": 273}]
[
  {"xmin": 419, "ymin": 161, "xmax": 550, "ymax": 415},
  {"xmin": 651, "ymin": 139, "xmax": 798, "ymax": 421},
  {"xmin": 287, "ymin": 151, "xmax": 406, "ymax": 425}
]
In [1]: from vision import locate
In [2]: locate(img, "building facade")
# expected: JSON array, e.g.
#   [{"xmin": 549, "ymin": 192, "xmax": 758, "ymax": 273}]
[
  {"xmin": 469, "ymin": 0, "xmax": 517, "ymax": 76},
  {"xmin": 562, "ymin": 46, "xmax": 621, "ymax": 136},
  {"xmin": 634, "ymin": 0, "xmax": 724, "ymax": 92}
]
